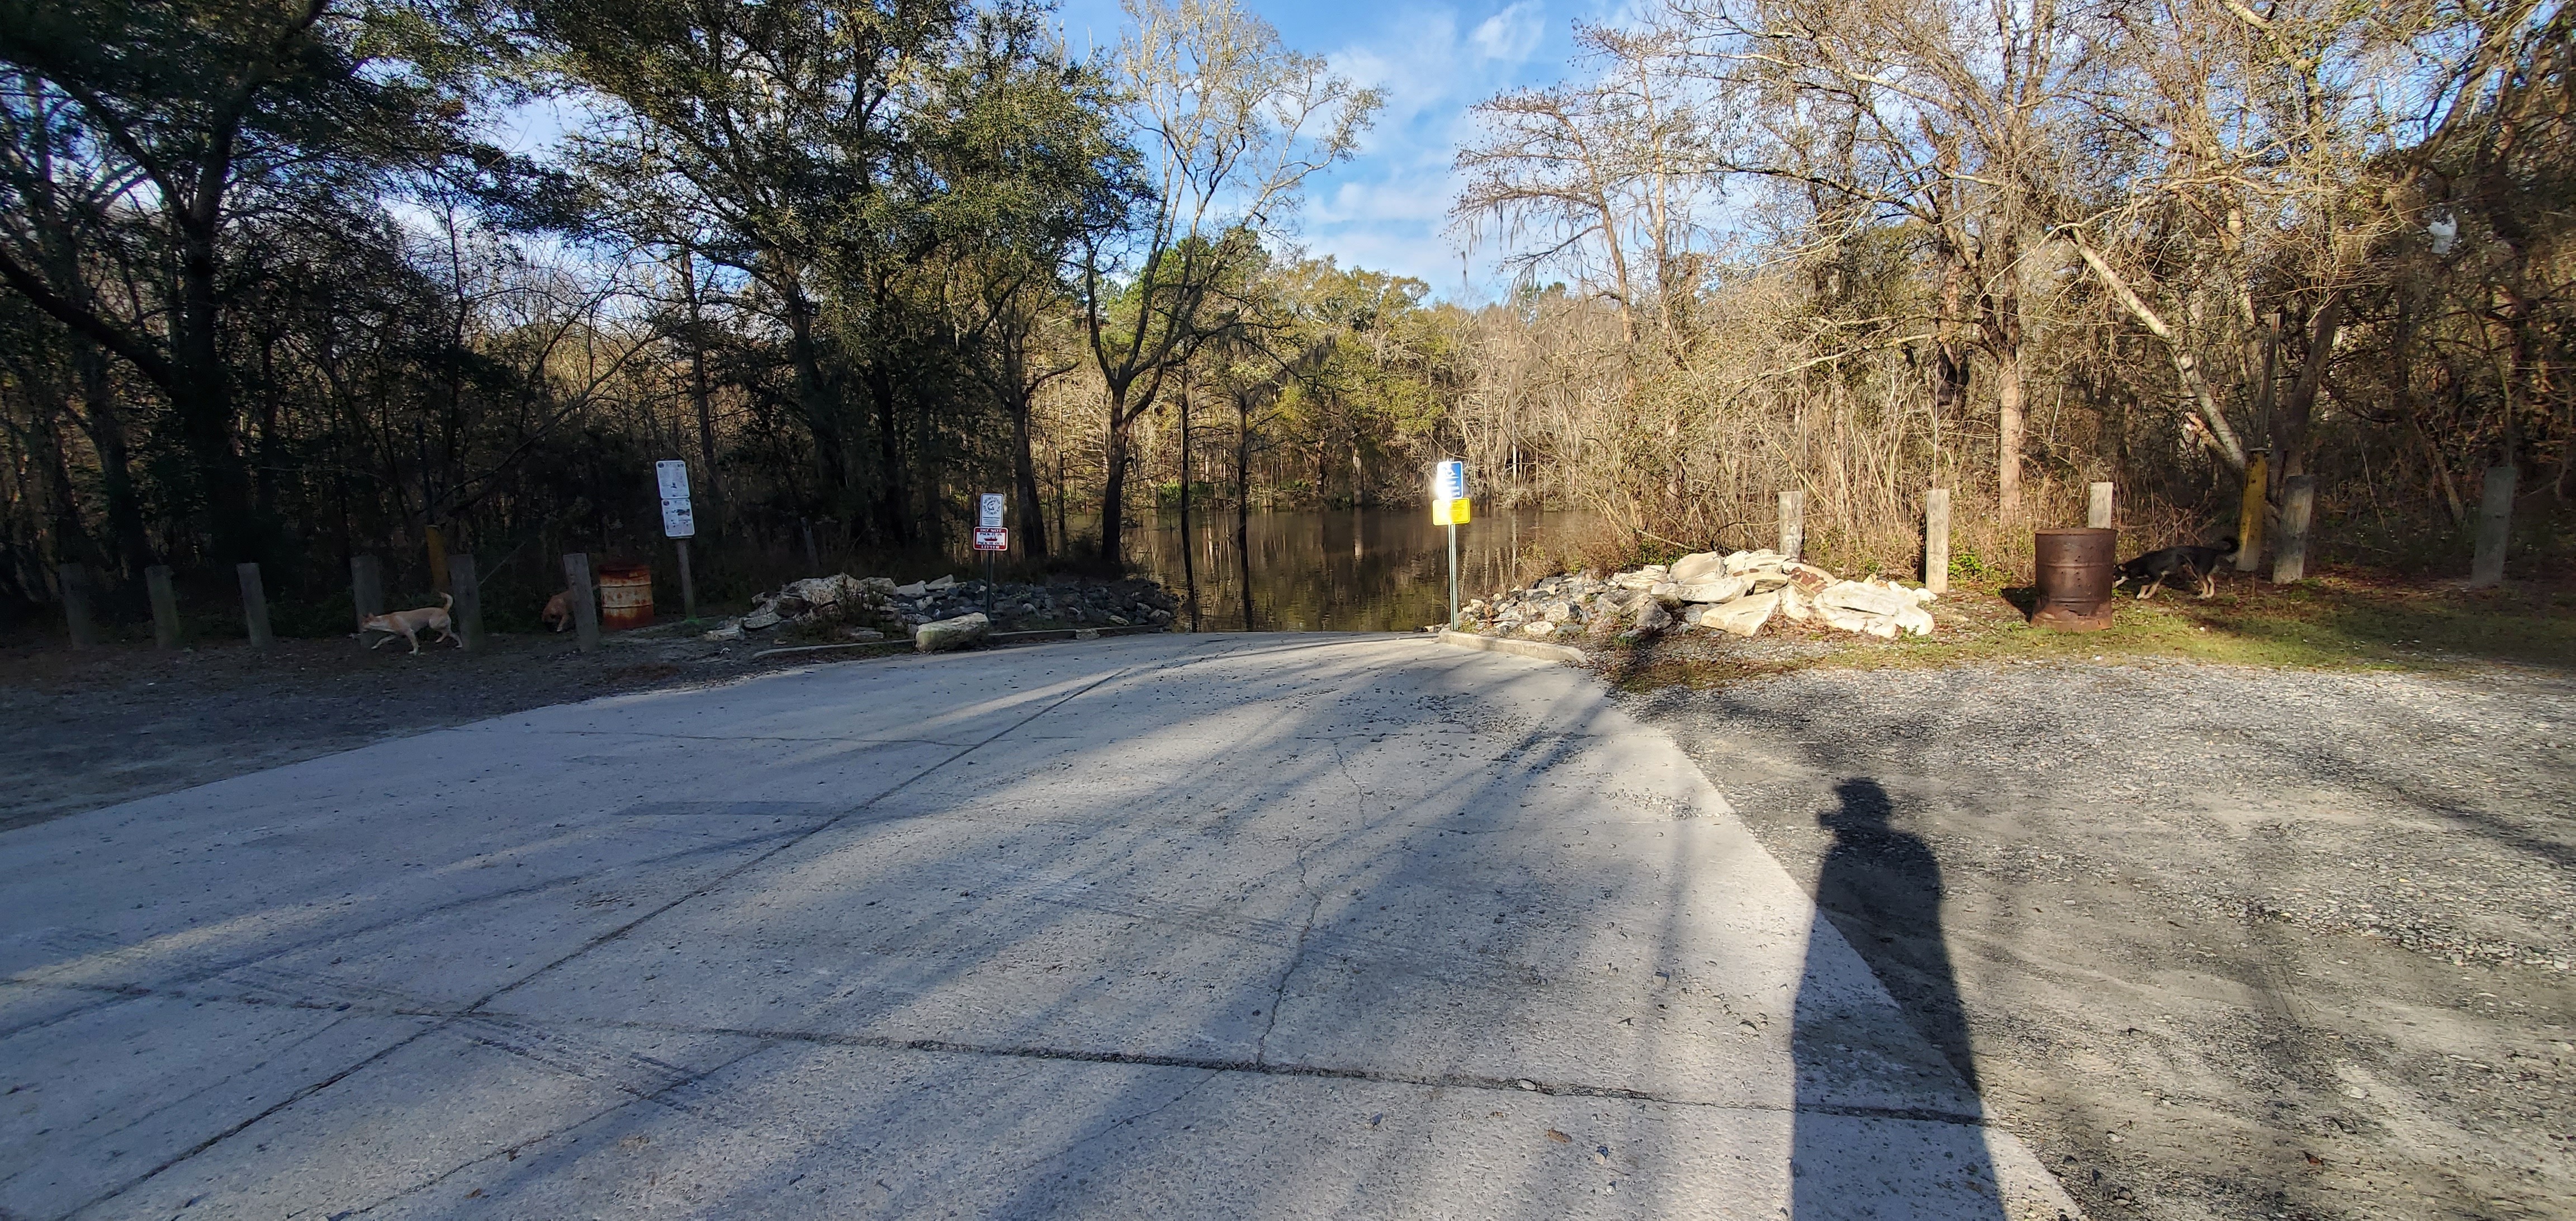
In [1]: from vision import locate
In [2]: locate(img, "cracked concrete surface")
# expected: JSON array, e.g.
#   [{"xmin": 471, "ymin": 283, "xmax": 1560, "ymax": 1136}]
[{"xmin": 1, "ymin": 633, "xmax": 2080, "ymax": 1219}]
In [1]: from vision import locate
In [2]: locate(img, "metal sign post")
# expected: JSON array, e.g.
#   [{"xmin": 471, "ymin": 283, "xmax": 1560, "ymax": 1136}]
[
  {"xmin": 1430, "ymin": 460, "xmax": 1469, "ymax": 629},
  {"xmin": 976, "ymin": 493, "xmax": 1007, "ymax": 616},
  {"xmin": 657, "ymin": 460, "xmax": 699, "ymax": 622}
]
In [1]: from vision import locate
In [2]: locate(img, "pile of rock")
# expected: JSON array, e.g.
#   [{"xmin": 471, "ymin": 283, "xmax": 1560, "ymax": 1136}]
[
  {"xmin": 1456, "ymin": 549, "xmax": 1936, "ymax": 642},
  {"xmin": 703, "ymin": 572, "xmax": 1178, "ymax": 646},
  {"xmin": 887, "ymin": 576, "xmax": 1177, "ymax": 632}
]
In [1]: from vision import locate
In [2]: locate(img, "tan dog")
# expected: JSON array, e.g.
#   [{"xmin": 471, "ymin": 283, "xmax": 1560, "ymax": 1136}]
[
  {"xmin": 362, "ymin": 593, "xmax": 460, "ymax": 654},
  {"xmin": 542, "ymin": 586, "xmax": 594, "ymax": 632}
]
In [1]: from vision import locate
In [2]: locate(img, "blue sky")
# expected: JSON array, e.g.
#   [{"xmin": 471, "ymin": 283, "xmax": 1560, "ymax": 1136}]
[
  {"xmin": 499, "ymin": 0, "xmax": 1600, "ymax": 301},
  {"xmin": 1050, "ymin": 0, "xmax": 1603, "ymax": 300}
]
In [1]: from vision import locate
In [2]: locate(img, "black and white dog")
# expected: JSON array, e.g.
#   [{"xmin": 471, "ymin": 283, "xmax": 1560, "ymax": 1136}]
[{"xmin": 2113, "ymin": 538, "xmax": 2239, "ymax": 600}]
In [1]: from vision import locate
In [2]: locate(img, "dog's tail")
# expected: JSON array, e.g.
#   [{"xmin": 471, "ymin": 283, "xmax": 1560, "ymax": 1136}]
[{"xmin": 441, "ymin": 592, "xmax": 454, "ymax": 609}]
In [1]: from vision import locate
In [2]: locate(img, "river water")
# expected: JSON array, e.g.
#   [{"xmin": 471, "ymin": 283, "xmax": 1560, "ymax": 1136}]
[{"xmin": 1117, "ymin": 508, "xmax": 1594, "ymax": 633}]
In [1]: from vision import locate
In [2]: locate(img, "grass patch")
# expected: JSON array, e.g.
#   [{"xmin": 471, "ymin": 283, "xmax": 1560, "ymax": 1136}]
[{"xmin": 1602, "ymin": 566, "xmax": 2575, "ymax": 690}]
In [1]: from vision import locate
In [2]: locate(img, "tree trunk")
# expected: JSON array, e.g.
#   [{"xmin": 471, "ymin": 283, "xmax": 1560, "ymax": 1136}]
[
  {"xmin": 175, "ymin": 228, "xmax": 258, "ymax": 563},
  {"xmin": 1099, "ymin": 390, "xmax": 1133, "ymax": 570},
  {"xmin": 1008, "ymin": 385, "xmax": 1048, "ymax": 560},
  {"xmin": 1996, "ymin": 344, "xmax": 2024, "ymax": 516},
  {"xmin": 69, "ymin": 341, "xmax": 152, "ymax": 575},
  {"xmin": 2275, "ymin": 292, "xmax": 2346, "ymax": 480}
]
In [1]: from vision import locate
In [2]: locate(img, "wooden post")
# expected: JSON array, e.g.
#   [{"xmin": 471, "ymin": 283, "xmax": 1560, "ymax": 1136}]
[
  {"xmin": 676, "ymin": 538, "xmax": 699, "ymax": 622},
  {"xmin": 2271, "ymin": 476, "xmax": 2315, "ymax": 584},
  {"xmin": 1924, "ymin": 489, "xmax": 1950, "ymax": 594},
  {"xmin": 2087, "ymin": 482, "xmax": 2115, "ymax": 529},
  {"xmin": 2235, "ymin": 451, "xmax": 2267, "ymax": 572},
  {"xmin": 1778, "ymin": 490, "xmax": 1805, "ymax": 560},
  {"xmin": 59, "ymin": 563, "xmax": 98, "ymax": 648},
  {"xmin": 447, "ymin": 553, "xmax": 482, "ymax": 649},
  {"xmin": 562, "ymin": 552, "xmax": 600, "ymax": 652},
  {"xmin": 350, "ymin": 555, "xmax": 385, "ymax": 629},
  {"xmin": 147, "ymin": 564, "xmax": 181, "ymax": 649},
  {"xmin": 2469, "ymin": 465, "xmax": 2517, "ymax": 588},
  {"xmin": 237, "ymin": 562, "xmax": 274, "ymax": 647},
  {"xmin": 425, "ymin": 525, "xmax": 450, "ymax": 594}
]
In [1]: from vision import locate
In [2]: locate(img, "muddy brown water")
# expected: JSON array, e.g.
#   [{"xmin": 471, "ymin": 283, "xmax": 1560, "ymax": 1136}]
[{"xmin": 1115, "ymin": 507, "xmax": 1595, "ymax": 632}]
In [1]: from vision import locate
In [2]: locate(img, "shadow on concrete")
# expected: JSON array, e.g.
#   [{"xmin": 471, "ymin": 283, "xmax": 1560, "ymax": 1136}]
[{"xmin": 1793, "ymin": 777, "xmax": 2003, "ymax": 1219}]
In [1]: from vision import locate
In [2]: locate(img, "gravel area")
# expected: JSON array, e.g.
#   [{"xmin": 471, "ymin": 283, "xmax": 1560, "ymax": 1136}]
[{"xmin": 1628, "ymin": 659, "xmax": 2576, "ymax": 1221}]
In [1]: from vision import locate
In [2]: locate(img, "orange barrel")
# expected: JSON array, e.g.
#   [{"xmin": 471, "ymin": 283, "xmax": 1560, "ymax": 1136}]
[
  {"xmin": 2030, "ymin": 528, "xmax": 2117, "ymax": 631},
  {"xmin": 596, "ymin": 563, "xmax": 654, "ymax": 631}
]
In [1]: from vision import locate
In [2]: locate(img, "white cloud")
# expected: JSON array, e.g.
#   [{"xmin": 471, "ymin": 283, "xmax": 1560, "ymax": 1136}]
[{"xmin": 1469, "ymin": 1, "xmax": 1546, "ymax": 63}]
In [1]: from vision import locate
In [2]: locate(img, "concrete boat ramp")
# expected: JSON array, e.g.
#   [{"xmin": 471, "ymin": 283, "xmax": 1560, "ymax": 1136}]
[{"xmin": 2, "ymin": 632, "xmax": 2080, "ymax": 1219}]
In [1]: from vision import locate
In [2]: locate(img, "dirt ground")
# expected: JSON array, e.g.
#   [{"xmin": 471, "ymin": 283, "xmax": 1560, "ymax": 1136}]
[
  {"xmin": 0, "ymin": 624, "xmax": 858, "ymax": 832},
  {"xmin": 1628, "ymin": 659, "xmax": 2575, "ymax": 1221}
]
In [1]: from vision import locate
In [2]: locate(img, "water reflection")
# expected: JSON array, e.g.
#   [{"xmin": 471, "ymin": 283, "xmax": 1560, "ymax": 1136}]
[{"xmin": 1121, "ymin": 509, "xmax": 1595, "ymax": 632}]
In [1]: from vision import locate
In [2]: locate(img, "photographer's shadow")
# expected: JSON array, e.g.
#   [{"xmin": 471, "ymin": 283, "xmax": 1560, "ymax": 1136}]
[{"xmin": 1791, "ymin": 777, "xmax": 2004, "ymax": 1218}]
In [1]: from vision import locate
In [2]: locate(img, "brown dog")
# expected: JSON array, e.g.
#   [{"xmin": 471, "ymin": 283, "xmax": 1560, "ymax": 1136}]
[
  {"xmin": 542, "ymin": 586, "xmax": 594, "ymax": 632},
  {"xmin": 361, "ymin": 593, "xmax": 460, "ymax": 654}
]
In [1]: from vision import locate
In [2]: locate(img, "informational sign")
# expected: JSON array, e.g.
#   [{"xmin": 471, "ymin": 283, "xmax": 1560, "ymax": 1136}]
[
  {"xmin": 656, "ymin": 460, "xmax": 695, "ymax": 538},
  {"xmin": 1428, "ymin": 460, "xmax": 1469, "ymax": 526},
  {"xmin": 972, "ymin": 526, "xmax": 1009, "ymax": 552},
  {"xmin": 978, "ymin": 493, "xmax": 1006, "ymax": 529},
  {"xmin": 1432, "ymin": 460, "xmax": 1466, "ymax": 501}
]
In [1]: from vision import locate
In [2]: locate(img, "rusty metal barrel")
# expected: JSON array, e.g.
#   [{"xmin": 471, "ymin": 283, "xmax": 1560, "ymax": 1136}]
[
  {"xmin": 2030, "ymin": 528, "xmax": 2117, "ymax": 631},
  {"xmin": 595, "ymin": 563, "xmax": 654, "ymax": 631}
]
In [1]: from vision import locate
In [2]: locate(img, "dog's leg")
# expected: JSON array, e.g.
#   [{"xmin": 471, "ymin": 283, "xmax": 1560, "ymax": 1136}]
[
  {"xmin": 2141, "ymin": 578, "xmax": 2163, "ymax": 601},
  {"xmin": 2198, "ymin": 572, "xmax": 2215, "ymax": 599},
  {"xmin": 367, "ymin": 633, "xmax": 389, "ymax": 650}
]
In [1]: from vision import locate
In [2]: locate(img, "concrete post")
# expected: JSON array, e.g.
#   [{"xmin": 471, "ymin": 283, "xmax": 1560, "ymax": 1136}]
[
  {"xmin": 146, "ymin": 565, "xmax": 181, "ymax": 649},
  {"xmin": 2271, "ymin": 476, "xmax": 2315, "ymax": 584},
  {"xmin": 1924, "ymin": 489, "xmax": 1950, "ymax": 595},
  {"xmin": 59, "ymin": 563, "xmax": 98, "ymax": 648},
  {"xmin": 237, "ymin": 562, "xmax": 274, "ymax": 647},
  {"xmin": 1778, "ymin": 490, "xmax": 1805, "ymax": 560},
  {"xmin": 2469, "ymin": 465, "xmax": 2517, "ymax": 588},
  {"xmin": 801, "ymin": 518, "xmax": 820, "ymax": 571},
  {"xmin": 2235, "ymin": 451, "xmax": 2267, "ymax": 572},
  {"xmin": 447, "ymin": 553, "xmax": 483, "ymax": 649},
  {"xmin": 562, "ymin": 552, "xmax": 600, "ymax": 652},
  {"xmin": 351, "ymin": 555, "xmax": 385, "ymax": 629},
  {"xmin": 2087, "ymin": 482, "xmax": 2114, "ymax": 529}
]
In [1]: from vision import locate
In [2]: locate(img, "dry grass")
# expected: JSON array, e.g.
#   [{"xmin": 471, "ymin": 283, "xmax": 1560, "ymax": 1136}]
[{"xmin": 1597, "ymin": 567, "xmax": 2576, "ymax": 690}]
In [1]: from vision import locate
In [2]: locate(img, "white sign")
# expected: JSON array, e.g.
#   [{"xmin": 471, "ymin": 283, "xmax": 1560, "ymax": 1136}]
[
  {"xmin": 1432, "ymin": 460, "xmax": 1466, "ymax": 501},
  {"xmin": 972, "ymin": 526, "xmax": 1008, "ymax": 552},
  {"xmin": 656, "ymin": 460, "xmax": 695, "ymax": 538},
  {"xmin": 978, "ymin": 493, "xmax": 1006, "ymax": 529}
]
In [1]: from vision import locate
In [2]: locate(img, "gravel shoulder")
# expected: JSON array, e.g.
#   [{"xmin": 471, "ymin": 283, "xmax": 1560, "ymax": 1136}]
[{"xmin": 1627, "ymin": 658, "xmax": 2576, "ymax": 1221}]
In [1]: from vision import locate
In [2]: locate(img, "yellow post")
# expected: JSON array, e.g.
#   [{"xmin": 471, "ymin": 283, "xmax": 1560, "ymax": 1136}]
[{"xmin": 2235, "ymin": 451, "xmax": 2267, "ymax": 572}]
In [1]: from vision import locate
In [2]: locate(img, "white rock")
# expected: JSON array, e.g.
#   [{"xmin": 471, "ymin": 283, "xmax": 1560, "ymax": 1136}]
[
  {"xmin": 1724, "ymin": 549, "xmax": 1787, "ymax": 575},
  {"xmin": 892, "ymin": 581, "xmax": 929, "ymax": 598},
  {"xmin": 1703, "ymin": 591, "xmax": 1781, "ymax": 637},
  {"xmin": 1521, "ymin": 621, "xmax": 1560, "ymax": 638},
  {"xmin": 913, "ymin": 612, "xmax": 989, "ymax": 652},
  {"xmin": 1630, "ymin": 599, "xmax": 1674, "ymax": 634},
  {"xmin": 1541, "ymin": 600, "xmax": 1576, "ymax": 623},
  {"xmin": 1817, "ymin": 580, "xmax": 1912, "ymax": 618},
  {"xmin": 1673, "ymin": 576, "xmax": 1753, "ymax": 604},
  {"xmin": 1895, "ymin": 604, "xmax": 1935, "ymax": 636},
  {"xmin": 1913, "ymin": 586, "xmax": 1938, "ymax": 603},
  {"xmin": 740, "ymin": 608, "xmax": 783, "ymax": 631},
  {"xmin": 702, "ymin": 619, "xmax": 744, "ymax": 641},
  {"xmin": 1777, "ymin": 586, "xmax": 1812, "ymax": 622},
  {"xmin": 925, "ymin": 574, "xmax": 958, "ymax": 591},
  {"xmin": 1667, "ymin": 552, "xmax": 1729, "ymax": 584}
]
